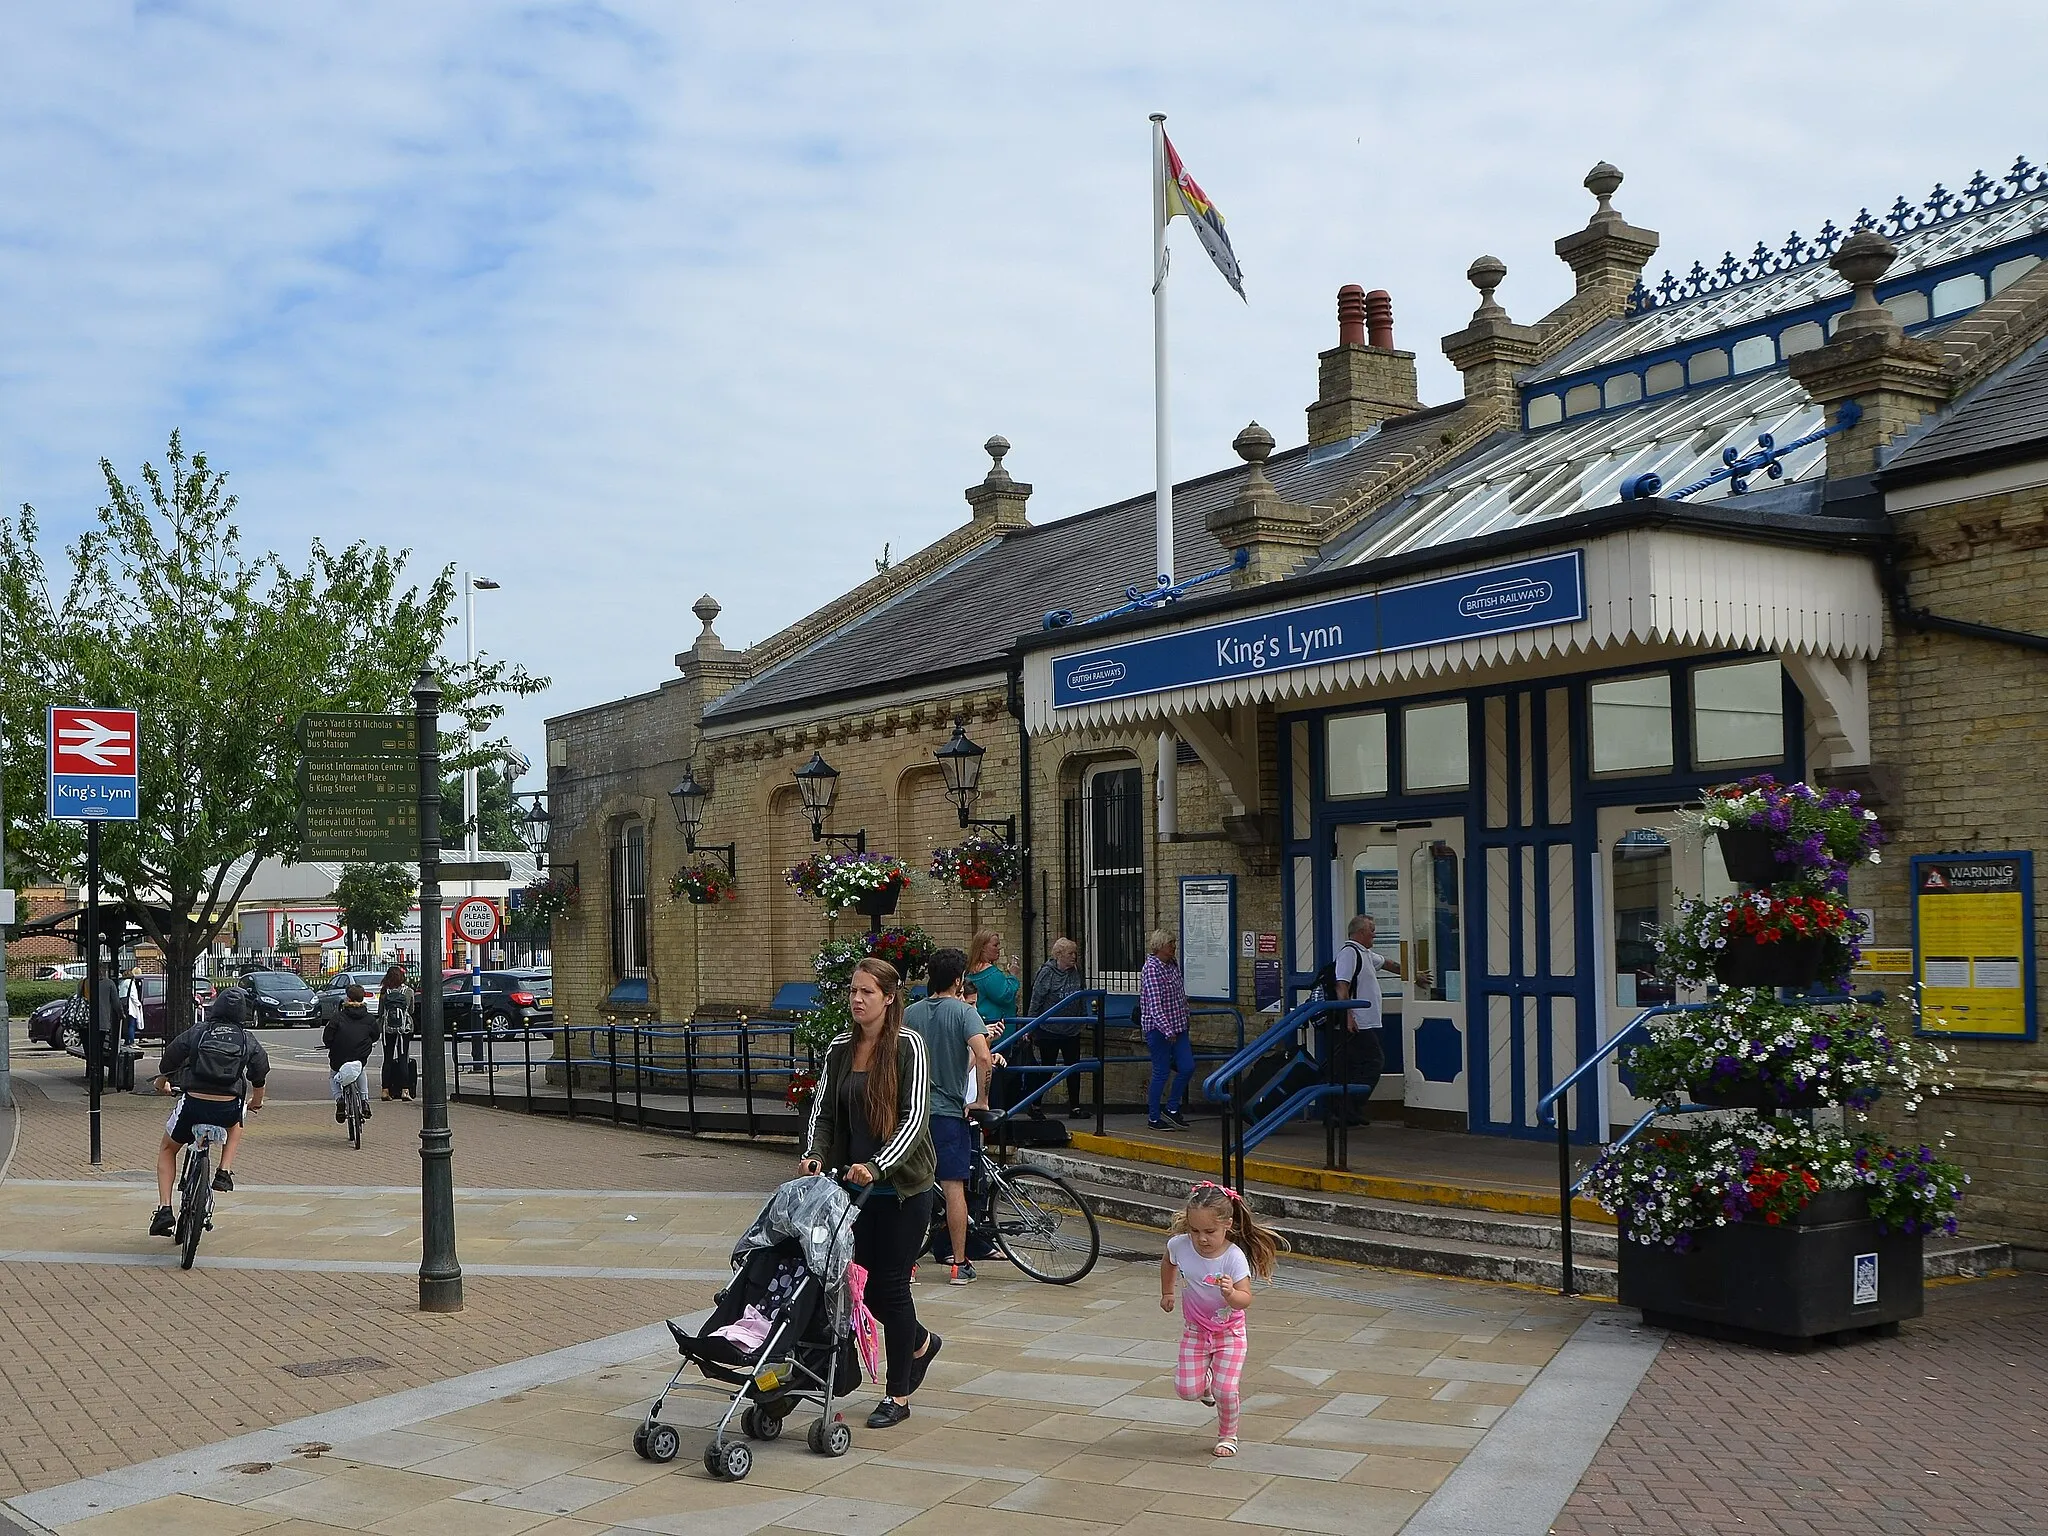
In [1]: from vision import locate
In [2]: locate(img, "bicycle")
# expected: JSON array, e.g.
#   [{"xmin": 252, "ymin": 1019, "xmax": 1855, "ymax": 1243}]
[
  {"xmin": 937, "ymin": 1115, "xmax": 1100, "ymax": 1285},
  {"xmin": 173, "ymin": 1119, "xmax": 230, "ymax": 1270},
  {"xmin": 337, "ymin": 1061, "xmax": 369, "ymax": 1149}
]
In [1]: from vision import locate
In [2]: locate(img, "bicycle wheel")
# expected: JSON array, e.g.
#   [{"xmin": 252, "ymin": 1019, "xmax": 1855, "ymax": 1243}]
[
  {"xmin": 348, "ymin": 1087, "xmax": 363, "ymax": 1149},
  {"xmin": 988, "ymin": 1167, "xmax": 1098, "ymax": 1285},
  {"xmin": 179, "ymin": 1147, "xmax": 208, "ymax": 1270}
]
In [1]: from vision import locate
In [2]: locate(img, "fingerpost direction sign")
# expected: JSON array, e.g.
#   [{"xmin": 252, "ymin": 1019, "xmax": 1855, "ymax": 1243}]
[
  {"xmin": 47, "ymin": 706, "xmax": 140, "ymax": 821},
  {"xmin": 298, "ymin": 712, "xmax": 420, "ymax": 861}
]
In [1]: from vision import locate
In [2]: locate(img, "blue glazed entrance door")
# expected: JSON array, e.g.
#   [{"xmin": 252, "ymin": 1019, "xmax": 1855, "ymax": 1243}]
[{"xmin": 1468, "ymin": 686, "xmax": 1587, "ymax": 1137}]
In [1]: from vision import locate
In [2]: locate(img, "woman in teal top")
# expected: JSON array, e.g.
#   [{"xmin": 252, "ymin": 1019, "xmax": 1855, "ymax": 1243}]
[{"xmin": 965, "ymin": 929, "xmax": 1019, "ymax": 1030}]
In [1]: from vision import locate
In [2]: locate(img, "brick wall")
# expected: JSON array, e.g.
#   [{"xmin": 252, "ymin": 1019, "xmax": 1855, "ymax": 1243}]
[{"xmin": 1858, "ymin": 476, "xmax": 2048, "ymax": 1251}]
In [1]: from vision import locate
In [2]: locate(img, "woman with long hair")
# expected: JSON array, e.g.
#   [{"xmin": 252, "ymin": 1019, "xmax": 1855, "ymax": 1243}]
[
  {"xmin": 798, "ymin": 956, "xmax": 940, "ymax": 1429},
  {"xmin": 376, "ymin": 964, "xmax": 417, "ymax": 1102}
]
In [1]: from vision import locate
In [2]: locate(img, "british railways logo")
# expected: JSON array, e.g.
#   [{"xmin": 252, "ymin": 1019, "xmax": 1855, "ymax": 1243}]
[
  {"xmin": 1065, "ymin": 658, "xmax": 1127, "ymax": 694},
  {"xmin": 1458, "ymin": 578, "xmax": 1553, "ymax": 621}
]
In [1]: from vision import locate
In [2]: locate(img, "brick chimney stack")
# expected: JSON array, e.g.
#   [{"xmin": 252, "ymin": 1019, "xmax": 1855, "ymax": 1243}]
[{"xmin": 1307, "ymin": 285, "xmax": 1422, "ymax": 448}]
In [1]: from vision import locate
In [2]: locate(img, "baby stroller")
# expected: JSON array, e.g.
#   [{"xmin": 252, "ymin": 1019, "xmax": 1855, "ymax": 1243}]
[{"xmin": 633, "ymin": 1174, "xmax": 869, "ymax": 1481}]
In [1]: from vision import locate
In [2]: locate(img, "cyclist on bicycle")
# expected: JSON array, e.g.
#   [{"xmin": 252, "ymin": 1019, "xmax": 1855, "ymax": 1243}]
[
  {"xmin": 149, "ymin": 989, "xmax": 269, "ymax": 1236},
  {"xmin": 323, "ymin": 984, "xmax": 378, "ymax": 1128}
]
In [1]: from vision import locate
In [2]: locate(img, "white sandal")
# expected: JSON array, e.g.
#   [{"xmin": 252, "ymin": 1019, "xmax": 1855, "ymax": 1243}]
[{"xmin": 1213, "ymin": 1438, "xmax": 1237, "ymax": 1458}]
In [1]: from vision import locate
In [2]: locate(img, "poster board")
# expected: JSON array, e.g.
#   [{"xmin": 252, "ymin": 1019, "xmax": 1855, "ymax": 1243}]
[
  {"xmin": 1912, "ymin": 852, "xmax": 2035, "ymax": 1040},
  {"xmin": 1179, "ymin": 876, "xmax": 1236, "ymax": 1002}
]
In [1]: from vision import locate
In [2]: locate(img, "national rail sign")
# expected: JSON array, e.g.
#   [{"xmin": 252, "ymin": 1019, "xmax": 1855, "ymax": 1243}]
[
  {"xmin": 47, "ymin": 706, "xmax": 140, "ymax": 821},
  {"xmin": 298, "ymin": 712, "xmax": 419, "ymax": 861}
]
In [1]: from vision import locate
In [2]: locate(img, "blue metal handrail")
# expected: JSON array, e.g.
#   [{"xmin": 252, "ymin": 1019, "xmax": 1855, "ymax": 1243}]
[
  {"xmin": 1537, "ymin": 1002, "xmax": 1701, "ymax": 1120},
  {"xmin": 1202, "ymin": 997, "xmax": 1348, "ymax": 1100},
  {"xmin": 1201, "ymin": 997, "xmax": 1363, "ymax": 1192}
]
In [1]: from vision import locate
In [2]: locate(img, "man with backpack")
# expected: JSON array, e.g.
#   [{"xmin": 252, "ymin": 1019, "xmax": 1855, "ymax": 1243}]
[
  {"xmin": 1319, "ymin": 914, "xmax": 1424, "ymax": 1129},
  {"xmin": 148, "ymin": 990, "xmax": 270, "ymax": 1236},
  {"xmin": 905, "ymin": 947, "xmax": 1003, "ymax": 1285}
]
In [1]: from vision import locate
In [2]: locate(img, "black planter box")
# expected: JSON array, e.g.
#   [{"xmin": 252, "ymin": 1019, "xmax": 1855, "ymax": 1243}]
[
  {"xmin": 1713, "ymin": 932, "xmax": 1831, "ymax": 987},
  {"xmin": 1686, "ymin": 1075, "xmax": 1829, "ymax": 1111},
  {"xmin": 1619, "ymin": 1192, "xmax": 1923, "ymax": 1345},
  {"xmin": 1716, "ymin": 826, "xmax": 1787, "ymax": 886},
  {"xmin": 853, "ymin": 881, "xmax": 903, "ymax": 918}
]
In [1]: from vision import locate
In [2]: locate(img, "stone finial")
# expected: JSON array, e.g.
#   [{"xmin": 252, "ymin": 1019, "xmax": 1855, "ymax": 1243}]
[
  {"xmin": 1233, "ymin": 421, "xmax": 1275, "ymax": 466},
  {"xmin": 693, "ymin": 594, "xmax": 722, "ymax": 635},
  {"xmin": 1209, "ymin": 421, "xmax": 1316, "ymax": 586},
  {"xmin": 676, "ymin": 592, "xmax": 747, "ymax": 694},
  {"xmin": 1467, "ymin": 256, "xmax": 1509, "ymax": 320},
  {"xmin": 1584, "ymin": 161, "xmax": 1624, "ymax": 220},
  {"xmin": 964, "ymin": 435, "xmax": 1032, "ymax": 528},
  {"xmin": 1830, "ymin": 229, "xmax": 1901, "ymax": 342}
]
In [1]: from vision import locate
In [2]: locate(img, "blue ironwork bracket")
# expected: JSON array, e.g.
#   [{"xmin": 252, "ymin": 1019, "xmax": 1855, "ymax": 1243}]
[
  {"xmin": 1042, "ymin": 545, "xmax": 1250, "ymax": 629},
  {"xmin": 1619, "ymin": 399, "xmax": 1862, "ymax": 503}
]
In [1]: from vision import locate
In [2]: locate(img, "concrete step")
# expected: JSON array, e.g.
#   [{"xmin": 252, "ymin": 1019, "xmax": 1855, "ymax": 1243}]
[
  {"xmin": 1037, "ymin": 1147, "xmax": 1617, "ymax": 1259},
  {"xmin": 1060, "ymin": 1168, "xmax": 1620, "ymax": 1294}
]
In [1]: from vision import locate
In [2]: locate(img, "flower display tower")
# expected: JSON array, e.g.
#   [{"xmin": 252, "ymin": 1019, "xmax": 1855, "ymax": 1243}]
[{"xmin": 1585, "ymin": 778, "xmax": 1967, "ymax": 1346}]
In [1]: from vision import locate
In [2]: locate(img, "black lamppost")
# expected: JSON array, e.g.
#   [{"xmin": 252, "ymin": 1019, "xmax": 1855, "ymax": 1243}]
[
  {"xmin": 793, "ymin": 751, "xmax": 866, "ymax": 853},
  {"xmin": 933, "ymin": 719, "xmax": 1016, "ymax": 842},
  {"xmin": 668, "ymin": 764, "xmax": 737, "ymax": 877}
]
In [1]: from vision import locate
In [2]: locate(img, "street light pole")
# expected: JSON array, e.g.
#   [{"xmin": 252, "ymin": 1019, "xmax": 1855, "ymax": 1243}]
[
  {"xmin": 0, "ymin": 734, "xmax": 11, "ymax": 1112},
  {"xmin": 414, "ymin": 669, "xmax": 462, "ymax": 1312}
]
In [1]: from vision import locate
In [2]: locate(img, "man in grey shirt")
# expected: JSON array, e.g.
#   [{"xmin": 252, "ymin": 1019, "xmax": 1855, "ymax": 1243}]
[{"xmin": 905, "ymin": 947, "xmax": 1002, "ymax": 1282}]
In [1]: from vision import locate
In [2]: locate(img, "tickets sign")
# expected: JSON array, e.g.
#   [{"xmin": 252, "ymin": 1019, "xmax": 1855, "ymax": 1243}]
[{"xmin": 1912, "ymin": 853, "xmax": 2036, "ymax": 1040}]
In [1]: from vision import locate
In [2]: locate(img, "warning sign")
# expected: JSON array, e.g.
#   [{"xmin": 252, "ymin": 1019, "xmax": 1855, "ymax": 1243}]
[{"xmin": 1912, "ymin": 854, "xmax": 2035, "ymax": 1040}]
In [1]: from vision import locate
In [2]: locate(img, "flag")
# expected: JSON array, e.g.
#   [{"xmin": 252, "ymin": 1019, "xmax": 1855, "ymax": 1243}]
[{"xmin": 1162, "ymin": 133, "xmax": 1244, "ymax": 299}]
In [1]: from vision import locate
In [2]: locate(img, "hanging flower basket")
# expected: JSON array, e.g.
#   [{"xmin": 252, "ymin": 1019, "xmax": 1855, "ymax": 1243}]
[
  {"xmin": 866, "ymin": 925, "xmax": 938, "ymax": 981},
  {"xmin": 671, "ymin": 861, "xmax": 737, "ymax": 906},
  {"xmin": 1713, "ymin": 931, "xmax": 1832, "ymax": 988},
  {"xmin": 787, "ymin": 851, "xmax": 912, "ymax": 921},
  {"xmin": 929, "ymin": 830, "xmax": 1025, "ymax": 906},
  {"xmin": 520, "ymin": 874, "xmax": 580, "ymax": 923},
  {"xmin": 1714, "ymin": 826, "xmax": 1785, "ymax": 886}
]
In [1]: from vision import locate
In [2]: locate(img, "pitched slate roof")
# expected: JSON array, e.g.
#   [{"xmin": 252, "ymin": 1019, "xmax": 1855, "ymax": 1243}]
[
  {"xmin": 704, "ymin": 406, "xmax": 1461, "ymax": 724},
  {"xmin": 1884, "ymin": 339, "xmax": 2048, "ymax": 483}
]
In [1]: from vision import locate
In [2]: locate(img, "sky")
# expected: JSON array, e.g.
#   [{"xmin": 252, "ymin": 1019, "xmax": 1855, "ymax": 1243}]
[{"xmin": 3, "ymin": 1, "xmax": 2044, "ymax": 776}]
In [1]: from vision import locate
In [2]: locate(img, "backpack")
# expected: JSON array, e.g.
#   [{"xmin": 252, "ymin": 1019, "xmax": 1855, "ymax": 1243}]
[
  {"xmin": 186, "ymin": 1022, "xmax": 249, "ymax": 1092},
  {"xmin": 1309, "ymin": 941, "xmax": 1370, "ymax": 1004},
  {"xmin": 380, "ymin": 987, "xmax": 413, "ymax": 1036}
]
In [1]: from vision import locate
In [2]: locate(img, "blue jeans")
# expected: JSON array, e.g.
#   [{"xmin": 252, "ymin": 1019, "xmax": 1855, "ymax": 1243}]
[{"xmin": 1145, "ymin": 1030, "xmax": 1195, "ymax": 1120}]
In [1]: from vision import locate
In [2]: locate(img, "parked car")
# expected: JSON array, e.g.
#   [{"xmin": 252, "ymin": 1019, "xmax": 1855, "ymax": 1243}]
[
  {"xmin": 314, "ymin": 969, "xmax": 390, "ymax": 1022},
  {"xmin": 442, "ymin": 969, "xmax": 554, "ymax": 1038},
  {"xmin": 35, "ymin": 963, "xmax": 86, "ymax": 981},
  {"xmin": 26, "ymin": 995, "xmax": 80, "ymax": 1051},
  {"xmin": 238, "ymin": 968, "xmax": 321, "ymax": 1027}
]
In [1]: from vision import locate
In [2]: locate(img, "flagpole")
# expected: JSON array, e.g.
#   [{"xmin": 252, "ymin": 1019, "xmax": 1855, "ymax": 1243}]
[{"xmin": 1150, "ymin": 113, "xmax": 1178, "ymax": 841}]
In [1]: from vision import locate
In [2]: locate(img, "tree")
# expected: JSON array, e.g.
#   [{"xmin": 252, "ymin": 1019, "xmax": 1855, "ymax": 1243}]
[
  {"xmin": 440, "ymin": 761, "xmax": 521, "ymax": 852},
  {"xmin": 0, "ymin": 432, "xmax": 545, "ymax": 1041},
  {"xmin": 334, "ymin": 862, "xmax": 417, "ymax": 950}
]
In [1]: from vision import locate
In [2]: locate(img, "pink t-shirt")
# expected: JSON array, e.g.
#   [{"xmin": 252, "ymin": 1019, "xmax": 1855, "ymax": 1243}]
[{"xmin": 1167, "ymin": 1232, "xmax": 1251, "ymax": 1329}]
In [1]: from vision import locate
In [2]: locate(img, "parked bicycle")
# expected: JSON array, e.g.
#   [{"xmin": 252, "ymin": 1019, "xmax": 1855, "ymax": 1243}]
[
  {"xmin": 932, "ymin": 1114, "xmax": 1099, "ymax": 1285},
  {"xmin": 174, "ymin": 1118, "xmax": 230, "ymax": 1270}
]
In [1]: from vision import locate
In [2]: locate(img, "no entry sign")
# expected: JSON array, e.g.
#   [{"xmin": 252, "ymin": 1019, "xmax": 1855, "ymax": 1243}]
[
  {"xmin": 47, "ymin": 706, "xmax": 140, "ymax": 821},
  {"xmin": 453, "ymin": 897, "xmax": 501, "ymax": 945}
]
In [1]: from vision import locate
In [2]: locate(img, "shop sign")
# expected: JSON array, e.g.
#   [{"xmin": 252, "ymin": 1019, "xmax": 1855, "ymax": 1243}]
[
  {"xmin": 1052, "ymin": 550, "xmax": 1586, "ymax": 709},
  {"xmin": 1911, "ymin": 853, "xmax": 2035, "ymax": 1040}
]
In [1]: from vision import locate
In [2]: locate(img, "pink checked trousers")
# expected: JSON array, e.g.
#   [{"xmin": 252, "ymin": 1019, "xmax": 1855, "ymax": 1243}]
[{"xmin": 1176, "ymin": 1315, "xmax": 1248, "ymax": 1440}]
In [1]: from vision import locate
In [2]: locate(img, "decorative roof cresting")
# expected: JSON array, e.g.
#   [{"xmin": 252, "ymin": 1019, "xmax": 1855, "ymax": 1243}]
[{"xmin": 1627, "ymin": 155, "xmax": 2048, "ymax": 315}]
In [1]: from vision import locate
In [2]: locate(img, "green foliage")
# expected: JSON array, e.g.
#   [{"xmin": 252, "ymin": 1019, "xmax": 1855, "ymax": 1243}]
[
  {"xmin": 440, "ymin": 760, "xmax": 522, "ymax": 851},
  {"xmin": 333, "ymin": 862, "xmax": 417, "ymax": 943},
  {"xmin": 6, "ymin": 980, "xmax": 75, "ymax": 1012},
  {"xmin": 0, "ymin": 432, "xmax": 546, "ymax": 1040}
]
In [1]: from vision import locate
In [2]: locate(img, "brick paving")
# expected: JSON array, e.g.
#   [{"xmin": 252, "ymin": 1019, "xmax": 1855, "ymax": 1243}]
[{"xmin": 1550, "ymin": 1273, "xmax": 2048, "ymax": 1536}]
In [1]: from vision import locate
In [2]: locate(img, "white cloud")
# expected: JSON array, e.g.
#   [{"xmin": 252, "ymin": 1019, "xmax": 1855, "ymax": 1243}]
[{"xmin": 2, "ymin": 0, "xmax": 2042, "ymax": 767}]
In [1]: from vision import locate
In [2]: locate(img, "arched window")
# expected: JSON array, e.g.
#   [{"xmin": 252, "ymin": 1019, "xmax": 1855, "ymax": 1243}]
[{"xmin": 611, "ymin": 820, "xmax": 648, "ymax": 980}]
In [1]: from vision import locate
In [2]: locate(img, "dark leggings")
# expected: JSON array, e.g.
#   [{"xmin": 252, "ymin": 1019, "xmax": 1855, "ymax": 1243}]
[
  {"xmin": 1036, "ymin": 1032, "xmax": 1085, "ymax": 1110},
  {"xmin": 853, "ymin": 1185, "xmax": 933, "ymax": 1398}
]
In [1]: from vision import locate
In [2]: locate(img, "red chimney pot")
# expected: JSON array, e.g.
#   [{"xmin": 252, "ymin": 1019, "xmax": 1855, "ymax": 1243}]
[
  {"xmin": 1365, "ymin": 289, "xmax": 1395, "ymax": 350},
  {"xmin": 1336, "ymin": 285, "xmax": 1367, "ymax": 346}
]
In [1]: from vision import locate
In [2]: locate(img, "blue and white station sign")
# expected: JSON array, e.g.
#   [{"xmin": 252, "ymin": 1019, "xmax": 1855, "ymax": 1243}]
[{"xmin": 1052, "ymin": 551, "xmax": 1587, "ymax": 710}]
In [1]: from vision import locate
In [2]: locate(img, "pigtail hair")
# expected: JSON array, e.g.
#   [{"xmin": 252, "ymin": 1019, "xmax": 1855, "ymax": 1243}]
[{"xmin": 1229, "ymin": 1197, "xmax": 1285, "ymax": 1280}]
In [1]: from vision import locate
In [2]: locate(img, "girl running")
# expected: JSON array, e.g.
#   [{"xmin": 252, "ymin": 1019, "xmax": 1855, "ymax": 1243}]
[{"xmin": 1159, "ymin": 1180, "xmax": 1282, "ymax": 1458}]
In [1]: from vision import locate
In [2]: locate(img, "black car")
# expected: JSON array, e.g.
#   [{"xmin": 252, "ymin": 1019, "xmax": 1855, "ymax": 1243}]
[
  {"xmin": 26, "ymin": 995, "xmax": 80, "ymax": 1051},
  {"xmin": 240, "ymin": 968, "xmax": 321, "ymax": 1027},
  {"xmin": 442, "ymin": 969, "xmax": 554, "ymax": 1038}
]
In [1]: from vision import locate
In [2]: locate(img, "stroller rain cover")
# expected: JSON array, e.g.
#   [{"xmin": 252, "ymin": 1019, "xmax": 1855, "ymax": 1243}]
[{"xmin": 731, "ymin": 1174, "xmax": 856, "ymax": 1285}]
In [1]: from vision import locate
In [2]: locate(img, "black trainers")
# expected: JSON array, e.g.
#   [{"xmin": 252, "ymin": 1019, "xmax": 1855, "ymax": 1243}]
[
  {"xmin": 148, "ymin": 1205, "xmax": 174, "ymax": 1237},
  {"xmin": 335, "ymin": 1104, "xmax": 347, "ymax": 1123},
  {"xmin": 903, "ymin": 1331, "xmax": 943, "ymax": 1396},
  {"xmin": 1162, "ymin": 1110, "xmax": 1190, "ymax": 1130},
  {"xmin": 1069, "ymin": 1104, "xmax": 1089, "ymax": 1118},
  {"xmin": 212, "ymin": 1168, "xmax": 234, "ymax": 1193},
  {"xmin": 865, "ymin": 1398, "xmax": 911, "ymax": 1429}
]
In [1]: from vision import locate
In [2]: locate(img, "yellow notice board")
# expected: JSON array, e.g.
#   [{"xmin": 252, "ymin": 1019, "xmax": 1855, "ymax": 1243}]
[{"xmin": 1912, "ymin": 854, "xmax": 2035, "ymax": 1039}]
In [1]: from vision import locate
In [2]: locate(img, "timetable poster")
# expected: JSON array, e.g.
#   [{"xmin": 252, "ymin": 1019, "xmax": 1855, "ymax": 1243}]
[{"xmin": 1913, "ymin": 853, "xmax": 2036, "ymax": 1040}]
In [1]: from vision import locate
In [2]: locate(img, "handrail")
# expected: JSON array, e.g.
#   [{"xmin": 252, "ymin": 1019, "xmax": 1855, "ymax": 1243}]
[
  {"xmin": 1538, "ymin": 1002, "xmax": 1702, "ymax": 1120},
  {"xmin": 1202, "ymin": 997, "xmax": 1351, "ymax": 1101},
  {"xmin": 991, "ymin": 990, "xmax": 1111, "ymax": 1053}
]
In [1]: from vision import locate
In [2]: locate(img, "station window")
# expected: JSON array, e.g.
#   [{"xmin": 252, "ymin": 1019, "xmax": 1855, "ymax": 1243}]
[
  {"xmin": 611, "ymin": 820, "xmax": 649, "ymax": 979},
  {"xmin": 1326, "ymin": 710, "xmax": 1389, "ymax": 797},
  {"xmin": 1691, "ymin": 658, "xmax": 1786, "ymax": 768},
  {"xmin": 1403, "ymin": 701, "xmax": 1470, "ymax": 791},
  {"xmin": 1589, "ymin": 673, "xmax": 1673, "ymax": 775}
]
